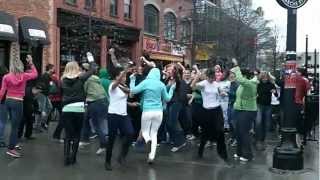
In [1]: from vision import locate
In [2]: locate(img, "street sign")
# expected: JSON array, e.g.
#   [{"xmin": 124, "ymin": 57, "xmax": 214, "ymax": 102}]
[{"xmin": 276, "ymin": 0, "xmax": 308, "ymax": 9}]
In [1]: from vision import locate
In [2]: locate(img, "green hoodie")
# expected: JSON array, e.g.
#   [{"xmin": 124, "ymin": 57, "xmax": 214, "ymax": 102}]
[
  {"xmin": 84, "ymin": 75, "xmax": 107, "ymax": 102},
  {"xmin": 231, "ymin": 66, "xmax": 258, "ymax": 111},
  {"xmin": 99, "ymin": 68, "xmax": 111, "ymax": 100}
]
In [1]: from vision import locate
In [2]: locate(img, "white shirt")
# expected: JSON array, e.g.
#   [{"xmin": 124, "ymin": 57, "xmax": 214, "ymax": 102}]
[
  {"xmin": 217, "ymin": 80, "xmax": 231, "ymax": 103},
  {"xmin": 271, "ymin": 86, "xmax": 280, "ymax": 106},
  {"xmin": 108, "ymin": 82, "xmax": 128, "ymax": 116},
  {"xmin": 196, "ymin": 80, "xmax": 221, "ymax": 109}
]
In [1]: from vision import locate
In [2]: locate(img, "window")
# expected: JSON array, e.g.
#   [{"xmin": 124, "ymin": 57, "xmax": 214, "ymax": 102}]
[
  {"xmin": 164, "ymin": 12, "xmax": 176, "ymax": 40},
  {"xmin": 65, "ymin": 0, "xmax": 77, "ymax": 5},
  {"xmin": 85, "ymin": 0, "xmax": 96, "ymax": 9},
  {"xmin": 144, "ymin": 5, "xmax": 159, "ymax": 35},
  {"xmin": 181, "ymin": 20, "xmax": 191, "ymax": 42},
  {"xmin": 110, "ymin": 0, "xmax": 118, "ymax": 16},
  {"xmin": 124, "ymin": 0, "xmax": 132, "ymax": 19}
]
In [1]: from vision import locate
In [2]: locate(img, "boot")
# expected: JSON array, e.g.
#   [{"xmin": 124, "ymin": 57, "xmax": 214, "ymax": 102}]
[
  {"xmin": 105, "ymin": 136, "xmax": 115, "ymax": 171},
  {"xmin": 64, "ymin": 139, "xmax": 71, "ymax": 166},
  {"xmin": 117, "ymin": 136, "xmax": 132, "ymax": 165},
  {"xmin": 70, "ymin": 139, "xmax": 80, "ymax": 165},
  {"xmin": 198, "ymin": 138, "xmax": 206, "ymax": 158}
]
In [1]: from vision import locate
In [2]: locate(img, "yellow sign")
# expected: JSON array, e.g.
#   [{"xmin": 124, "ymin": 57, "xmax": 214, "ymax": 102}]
[
  {"xmin": 150, "ymin": 53, "xmax": 183, "ymax": 62},
  {"xmin": 195, "ymin": 43, "xmax": 216, "ymax": 61}
]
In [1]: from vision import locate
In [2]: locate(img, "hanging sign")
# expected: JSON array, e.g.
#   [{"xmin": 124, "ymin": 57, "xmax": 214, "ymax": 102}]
[
  {"xmin": 276, "ymin": 0, "xmax": 308, "ymax": 9},
  {"xmin": 28, "ymin": 29, "xmax": 46, "ymax": 38}
]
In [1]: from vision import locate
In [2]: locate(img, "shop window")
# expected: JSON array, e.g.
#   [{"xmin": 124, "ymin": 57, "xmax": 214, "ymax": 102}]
[
  {"xmin": 110, "ymin": 0, "xmax": 118, "ymax": 17},
  {"xmin": 124, "ymin": 0, "xmax": 132, "ymax": 19},
  {"xmin": 164, "ymin": 12, "xmax": 176, "ymax": 40},
  {"xmin": 144, "ymin": 5, "xmax": 159, "ymax": 35},
  {"xmin": 65, "ymin": 0, "xmax": 77, "ymax": 5},
  {"xmin": 85, "ymin": 0, "xmax": 96, "ymax": 9}
]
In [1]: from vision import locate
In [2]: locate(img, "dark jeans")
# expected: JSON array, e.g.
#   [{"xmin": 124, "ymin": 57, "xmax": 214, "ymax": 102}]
[
  {"xmin": 235, "ymin": 110, "xmax": 257, "ymax": 160},
  {"xmin": 158, "ymin": 110, "xmax": 168, "ymax": 142},
  {"xmin": 128, "ymin": 106, "xmax": 142, "ymax": 140},
  {"xmin": 180, "ymin": 105, "xmax": 192, "ymax": 135},
  {"xmin": 191, "ymin": 102, "xmax": 203, "ymax": 137},
  {"xmin": 18, "ymin": 99, "xmax": 34, "ymax": 139},
  {"xmin": 0, "ymin": 104, "xmax": 7, "ymax": 143},
  {"xmin": 5, "ymin": 99, "xmax": 23, "ymax": 150},
  {"xmin": 167, "ymin": 102, "xmax": 186, "ymax": 147},
  {"xmin": 52, "ymin": 101, "xmax": 64, "ymax": 139},
  {"xmin": 198, "ymin": 106, "xmax": 227, "ymax": 160},
  {"xmin": 62, "ymin": 112, "xmax": 83, "ymax": 140},
  {"xmin": 255, "ymin": 105, "xmax": 272, "ymax": 142},
  {"xmin": 227, "ymin": 103, "xmax": 236, "ymax": 139},
  {"xmin": 87, "ymin": 99, "xmax": 108, "ymax": 147},
  {"xmin": 105, "ymin": 113, "xmax": 134, "ymax": 163}
]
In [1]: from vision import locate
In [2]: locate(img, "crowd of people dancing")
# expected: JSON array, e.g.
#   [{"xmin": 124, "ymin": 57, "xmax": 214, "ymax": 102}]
[{"xmin": 0, "ymin": 49, "xmax": 316, "ymax": 171}]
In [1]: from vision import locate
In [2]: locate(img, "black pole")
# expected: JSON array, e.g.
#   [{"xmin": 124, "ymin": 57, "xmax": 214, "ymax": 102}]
[
  {"xmin": 273, "ymin": 8, "xmax": 304, "ymax": 170},
  {"xmin": 305, "ymin": 35, "xmax": 308, "ymax": 68},
  {"xmin": 315, "ymin": 49, "xmax": 317, "ymax": 78},
  {"xmin": 88, "ymin": 0, "xmax": 92, "ymax": 52}
]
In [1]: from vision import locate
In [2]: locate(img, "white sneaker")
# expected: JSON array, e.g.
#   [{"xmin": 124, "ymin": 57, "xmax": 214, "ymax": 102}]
[
  {"xmin": 79, "ymin": 142, "xmax": 90, "ymax": 148},
  {"xmin": 186, "ymin": 135, "xmax": 196, "ymax": 141},
  {"xmin": 171, "ymin": 143, "xmax": 186, "ymax": 152},
  {"xmin": 233, "ymin": 154, "xmax": 239, "ymax": 159},
  {"xmin": 96, "ymin": 148, "xmax": 106, "ymax": 155},
  {"xmin": 239, "ymin": 157, "xmax": 249, "ymax": 162}
]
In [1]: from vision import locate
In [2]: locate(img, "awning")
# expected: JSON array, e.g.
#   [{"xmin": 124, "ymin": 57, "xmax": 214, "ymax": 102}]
[
  {"xmin": 0, "ymin": 11, "xmax": 18, "ymax": 41},
  {"xmin": 19, "ymin": 16, "xmax": 49, "ymax": 45},
  {"xmin": 150, "ymin": 52, "xmax": 183, "ymax": 62}
]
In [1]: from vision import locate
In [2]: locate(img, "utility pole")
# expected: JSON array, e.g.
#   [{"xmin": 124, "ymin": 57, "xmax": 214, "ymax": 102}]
[
  {"xmin": 314, "ymin": 49, "xmax": 317, "ymax": 78},
  {"xmin": 305, "ymin": 35, "xmax": 308, "ymax": 68}
]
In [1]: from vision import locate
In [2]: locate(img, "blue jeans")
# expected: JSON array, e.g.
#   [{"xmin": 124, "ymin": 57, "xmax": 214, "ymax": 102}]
[
  {"xmin": 87, "ymin": 99, "xmax": 108, "ymax": 147},
  {"xmin": 167, "ymin": 102, "xmax": 186, "ymax": 147},
  {"xmin": 255, "ymin": 105, "xmax": 272, "ymax": 142},
  {"xmin": 158, "ymin": 110, "xmax": 168, "ymax": 142},
  {"xmin": 0, "ymin": 104, "xmax": 8, "ymax": 143},
  {"xmin": 227, "ymin": 103, "xmax": 236, "ymax": 139},
  {"xmin": 5, "ymin": 99, "xmax": 23, "ymax": 150},
  {"xmin": 235, "ymin": 110, "xmax": 257, "ymax": 160}
]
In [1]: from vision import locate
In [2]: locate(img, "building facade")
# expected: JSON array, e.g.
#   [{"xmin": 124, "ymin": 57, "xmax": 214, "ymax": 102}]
[
  {"xmin": 143, "ymin": 0, "xmax": 193, "ymax": 66},
  {"xmin": 0, "ymin": 0, "xmax": 144, "ymax": 75}
]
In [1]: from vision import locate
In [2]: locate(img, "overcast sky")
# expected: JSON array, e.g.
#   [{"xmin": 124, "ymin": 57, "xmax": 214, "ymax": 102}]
[{"xmin": 252, "ymin": 0, "xmax": 320, "ymax": 53}]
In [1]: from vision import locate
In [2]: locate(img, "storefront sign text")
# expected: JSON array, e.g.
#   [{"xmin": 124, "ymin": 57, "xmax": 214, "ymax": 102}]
[{"xmin": 0, "ymin": 24, "xmax": 14, "ymax": 34}]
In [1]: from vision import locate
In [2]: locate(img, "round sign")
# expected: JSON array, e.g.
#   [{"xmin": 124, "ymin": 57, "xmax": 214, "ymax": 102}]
[{"xmin": 276, "ymin": 0, "xmax": 308, "ymax": 9}]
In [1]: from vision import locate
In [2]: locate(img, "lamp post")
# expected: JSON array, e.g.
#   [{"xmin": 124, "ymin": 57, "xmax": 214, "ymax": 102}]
[{"xmin": 273, "ymin": 0, "xmax": 308, "ymax": 171}]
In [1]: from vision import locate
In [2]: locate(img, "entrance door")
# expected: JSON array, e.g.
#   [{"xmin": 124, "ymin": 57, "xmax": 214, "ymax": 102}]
[{"xmin": 20, "ymin": 43, "xmax": 43, "ymax": 73}]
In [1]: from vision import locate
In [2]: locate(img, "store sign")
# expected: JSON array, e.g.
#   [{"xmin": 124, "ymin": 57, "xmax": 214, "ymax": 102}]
[
  {"xmin": 172, "ymin": 45, "xmax": 186, "ymax": 56},
  {"xmin": 284, "ymin": 60, "xmax": 297, "ymax": 88},
  {"xmin": 143, "ymin": 37, "xmax": 158, "ymax": 51},
  {"xmin": 0, "ymin": 24, "xmax": 14, "ymax": 34},
  {"xmin": 28, "ymin": 29, "xmax": 46, "ymax": 39},
  {"xmin": 160, "ymin": 41, "xmax": 172, "ymax": 53},
  {"xmin": 276, "ymin": 0, "xmax": 308, "ymax": 9}
]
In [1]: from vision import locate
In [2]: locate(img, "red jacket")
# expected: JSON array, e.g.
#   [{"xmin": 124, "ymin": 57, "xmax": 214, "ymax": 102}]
[
  {"xmin": 0, "ymin": 65, "xmax": 38, "ymax": 100},
  {"xmin": 294, "ymin": 75, "xmax": 310, "ymax": 105},
  {"xmin": 48, "ymin": 74, "xmax": 62, "ymax": 102}
]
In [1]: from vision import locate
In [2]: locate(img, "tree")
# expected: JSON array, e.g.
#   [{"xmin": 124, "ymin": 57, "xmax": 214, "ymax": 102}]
[{"xmin": 216, "ymin": 0, "xmax": 273, "ymax": 68}]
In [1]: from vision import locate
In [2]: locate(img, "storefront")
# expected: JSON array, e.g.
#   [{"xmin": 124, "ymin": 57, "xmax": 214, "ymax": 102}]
[
  {"xmin": 143, "ymin": 36, "xmax": 184, "ymax": 67},
  {"xmin": 0, "ymin": 11, "xmax": 18, "ymax": 71},
  {"xmin": 19, "ymin": 16, "xmax": 50, "ymax": 72},
  {"xmin": 58, "ymin": 9, "xmax": 140, "ymax": 71}
]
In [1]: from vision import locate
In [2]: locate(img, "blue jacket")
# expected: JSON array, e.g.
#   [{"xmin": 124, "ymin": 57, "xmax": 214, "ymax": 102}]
[{"xmin": 130, "ymin": 68, "xmax": 175, "ymax": 112}]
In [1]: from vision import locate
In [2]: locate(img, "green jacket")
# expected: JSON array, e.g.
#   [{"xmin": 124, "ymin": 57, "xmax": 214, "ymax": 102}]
[
  {"xmin": 84, "ymin": 75, "xmax": 107, "ymax": 102},
  {"xmin": 231, "ymin": 66, "xmax": 258, "ymax": 111},
  {"xmin": 99, "ymin": 68, "xmax": 111, "ymax": 100}
]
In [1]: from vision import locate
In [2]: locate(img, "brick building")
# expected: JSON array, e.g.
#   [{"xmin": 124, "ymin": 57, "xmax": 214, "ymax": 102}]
[
  {"xmin": 143, "ymin": 0, "xmax": 193, "ymax": 66},
  {"xmin": 0, "ymin": 0, "xmax": 144, "ymax": 75}
]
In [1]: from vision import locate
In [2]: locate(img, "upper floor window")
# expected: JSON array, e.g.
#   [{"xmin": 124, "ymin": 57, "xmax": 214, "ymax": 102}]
[
  {"xmin": 164, "ymin": 12, "xmax": 176, "ymax": 40},
  {"xmin": 124, "ymin": 0, "xmax": 132, "ymax": 19},
  {"xmin": 144, "ymin": 5, "xmax": 159, "ymax": 35},
  {"xmin": 85, "ymin": 0, "xmax": 96, "ymax": 9},
  {"xmin": 110, "ymin": 0, "xmax": 118, "ymax": 16},
  {"xmin": 65, "ymin": 0, "xmax": 77, "ymax": 5},
  {"xmin": 181, "ymin": 20, "xmax": 191, "ymax": 42}
]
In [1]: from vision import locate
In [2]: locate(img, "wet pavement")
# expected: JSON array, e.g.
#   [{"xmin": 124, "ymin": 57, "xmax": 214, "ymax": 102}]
[{"xmin": 0, "ymin": 124, "xmax": 318, "ymax": 180}]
